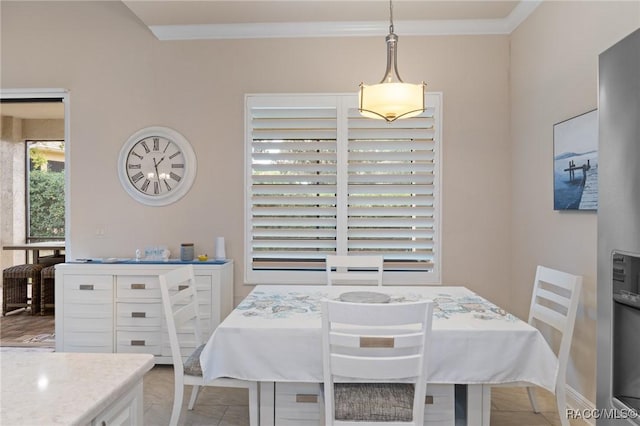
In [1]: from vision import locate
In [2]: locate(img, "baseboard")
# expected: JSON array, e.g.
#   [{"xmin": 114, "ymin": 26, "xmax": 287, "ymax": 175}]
[{"xmin": 567, "ymin": 385, "xmax": 596, "ymax": 426}]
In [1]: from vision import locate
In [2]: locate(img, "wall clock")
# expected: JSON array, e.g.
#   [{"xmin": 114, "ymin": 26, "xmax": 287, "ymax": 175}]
[{"xmin": 118, "ymin": 126, "xmax": 197, "ymax": 206}]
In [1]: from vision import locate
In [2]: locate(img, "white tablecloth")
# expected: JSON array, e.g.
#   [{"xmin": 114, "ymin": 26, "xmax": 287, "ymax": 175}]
[{"xmin": 200, "ymin": 286, "xmax": 558, "ymax": 392}]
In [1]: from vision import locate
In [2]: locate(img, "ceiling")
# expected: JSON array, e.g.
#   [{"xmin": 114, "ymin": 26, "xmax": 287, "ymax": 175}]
[
  {"xmin": 122, "ymin": 0, "xmax": 540, "ymax": 40},
  {"xmin": 1, "ymin": 102, "xmax": 64, "ymax": 120},
  {"xmin": 0, "ymin": 1, "xmax": 538, "ymax": 120}
]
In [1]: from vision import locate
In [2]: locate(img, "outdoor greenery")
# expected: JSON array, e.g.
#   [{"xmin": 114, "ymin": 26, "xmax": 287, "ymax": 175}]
[{"xmin": 29, "ymin": 169, "xmax": 65, "ymax": 237}]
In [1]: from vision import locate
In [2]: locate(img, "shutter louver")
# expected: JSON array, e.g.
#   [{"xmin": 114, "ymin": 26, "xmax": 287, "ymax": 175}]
[{"xmin": 250, "ymin": 106, "xmax": 338, "ymax": 271}]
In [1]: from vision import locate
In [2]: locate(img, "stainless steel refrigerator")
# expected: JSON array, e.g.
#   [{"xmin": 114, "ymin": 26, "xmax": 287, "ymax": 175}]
[{"xmin": 597, "ymin": 28, "xmax": 640, "ymax": 425}]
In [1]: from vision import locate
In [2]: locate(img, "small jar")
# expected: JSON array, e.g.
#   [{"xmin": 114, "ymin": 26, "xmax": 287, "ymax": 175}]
[{"xmin": 180, "ymin": 243, "xmax": 194, "ymax": 261}]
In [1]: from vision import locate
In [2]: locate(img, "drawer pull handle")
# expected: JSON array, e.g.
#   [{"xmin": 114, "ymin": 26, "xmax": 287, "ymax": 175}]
[
  {"xmin": 131, "ymin": 340, "xmax": 146, "ymax": 346},
  {"xmin": 425, "ymin": 395, "xmax": 434, "ymax": 405},
  {"xmin": 296, "ymin": 394, "xmax": 318, "ymax": 403},
  {"xmin": 131, "ymin": 283, "xmax": 146, "ymax": 290},
  {"xmin": 79, "ymin": 284, "xmax": 94, "ymax": 290},
  {"xmin": 178, "ymin": 285, "xmax": 188, "ymax": 291},
  {"xmin": 131, "ymin": 312, "xmax": 146, "ymax": 318}
]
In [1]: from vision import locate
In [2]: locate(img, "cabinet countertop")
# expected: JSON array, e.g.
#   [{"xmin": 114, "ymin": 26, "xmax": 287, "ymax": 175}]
[
  {"xmin": 0, "ymin": 352, "xmax": 154, "ymax": 425},
  {"xmin": 68, "ymin": 258, "xmax": 230, "ymax": 265}
]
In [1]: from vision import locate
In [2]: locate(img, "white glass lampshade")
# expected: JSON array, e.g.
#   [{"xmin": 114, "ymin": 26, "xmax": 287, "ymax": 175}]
[{"xmin": 359, "ymin": 81, "xmax": 425, "ymax": 122}]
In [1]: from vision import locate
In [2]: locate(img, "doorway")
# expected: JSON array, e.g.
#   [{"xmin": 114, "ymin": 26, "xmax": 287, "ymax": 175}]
[{"xmin": 0, "ymin": 89, "xmax": 69, "ymax": 347}]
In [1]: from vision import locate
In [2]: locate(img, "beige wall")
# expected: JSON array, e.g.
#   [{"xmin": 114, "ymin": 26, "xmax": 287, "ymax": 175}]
[
  {"xmin": 1, "ymin": 1, "xmax": 511, "ymax": 304},
  {"xmin": 510, "ymin": 1, "xmax": 639, "ymax": 404}
]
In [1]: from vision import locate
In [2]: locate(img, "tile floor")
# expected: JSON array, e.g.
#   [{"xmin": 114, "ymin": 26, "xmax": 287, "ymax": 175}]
[
  {"xmin": 1, "ymin": 308, "xmax": 590, "ymax": 425},
  {"xmin": 144, "ymin": 364, "xmax": 589, "ymax": 426}
]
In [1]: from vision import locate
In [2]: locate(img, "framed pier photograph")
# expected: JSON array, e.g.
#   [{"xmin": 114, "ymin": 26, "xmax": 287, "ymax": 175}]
[{"xmin": 553, "ymin": 109, "xmax": 598, "ymax": 211}]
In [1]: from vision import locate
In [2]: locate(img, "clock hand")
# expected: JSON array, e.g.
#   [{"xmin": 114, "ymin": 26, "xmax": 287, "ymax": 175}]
[
  {"xmin": 153, "ymin": 157, "xmax": 161, "ymax": 182},
  {"xmin": 155, "ymin": 156, "xmax": 165, "ymax": 167}
]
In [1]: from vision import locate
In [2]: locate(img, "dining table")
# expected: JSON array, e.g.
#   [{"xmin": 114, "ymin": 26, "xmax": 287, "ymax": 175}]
[
  {"xmin": 200, "ymin": 285, "xmax": 559, "ymax": 426},
  {"xmin": 2, "ymin": 240, "xmax": 65, "ymax": 264}
]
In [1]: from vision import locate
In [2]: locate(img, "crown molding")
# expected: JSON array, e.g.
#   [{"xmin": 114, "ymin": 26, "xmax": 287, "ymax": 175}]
[{"xmin": 149, "ymin": 1, "xmax": 542, "ymax": 41}]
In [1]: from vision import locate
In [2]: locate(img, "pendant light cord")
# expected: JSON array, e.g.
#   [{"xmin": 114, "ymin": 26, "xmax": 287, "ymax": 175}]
[{"xmin": 388, "ymin": 0, "xmax": 394, "ymax": 34}]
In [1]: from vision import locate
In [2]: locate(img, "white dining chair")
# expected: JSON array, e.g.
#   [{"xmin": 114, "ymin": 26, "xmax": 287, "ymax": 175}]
[
  {"xmin": 321, "ymin": 299, "xmax": 434, "ymax": 425},
  {"xmin": 158, "ymin": 265, "xmax": 258, "ymax": 426},
  {"xmin": 325, "ymin": 254, "xmax": 384, "ymax": 286},
  {"xmin": 484, "ymin": 265, "xmax": 582, "ymax": 426}
]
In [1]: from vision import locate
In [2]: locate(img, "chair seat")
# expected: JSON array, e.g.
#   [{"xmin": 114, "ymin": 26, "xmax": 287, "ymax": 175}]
[
  {"xmin": 184, "ymin": 343, "xmax": 205, "ymax": 377},
  {"xmin": 40, "ymin": 265, "xmax": 56, "ymax": 315},
  {"xmin": 334, "ymin": 383, "xmax": 415, "ymax": 422},
  {"xmin": 3, "ymin": 264, "xmax": 45, "ymax": 315}
]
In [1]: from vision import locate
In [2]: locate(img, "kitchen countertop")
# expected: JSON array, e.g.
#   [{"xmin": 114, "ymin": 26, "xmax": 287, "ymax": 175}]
[{"xmin": 0, "ymin": 352, "xmax": 154, "ymax": 425}]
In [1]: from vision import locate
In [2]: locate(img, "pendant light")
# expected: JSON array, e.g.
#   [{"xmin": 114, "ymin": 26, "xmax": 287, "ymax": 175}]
[{"xmin": 359, "ymin": 0, "xmax": 426, "ymax": 123}]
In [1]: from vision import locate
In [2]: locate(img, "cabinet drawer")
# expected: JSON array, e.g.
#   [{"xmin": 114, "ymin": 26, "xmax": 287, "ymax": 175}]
[
  {"xmin": 423, "ymin": 384, "xmax": 455, "ymax": 425},
  {"xmin": 92, "ymin": 381, "xmax": 142, "ymax": 426},
  {"xmin": 64, "ymin": 330, "xmax": 113, "ymax": 353},
  {"xmin": 117, "ymin": 302, "xmax": 163, "ymax": 328},
  {"xmin": 64, "ymin": 315, "xmax": 112, "ymax": 332},
  {"xmin": 117, "ymin": 276, "xmax": 160, "ymax": 299},
  {"xmin": 274, "ymin": 382, "xmax": 454, "ymax": 426},
  {"xmin": 64, "ymin": 303, "xmax": 112, "ymax": 319},
  {"xmin": 64, "ymin": 343, "xmax": 113, "ymax": 354},
  {"xmin": 116, "ymin": 331, "xmax": 162, "ymax": 355},
  {"xmin": 64, "ymin": 275, "xmax": 112, "ymax": 303},
  {"xmin": 276, "ymin": 382, "xmax": 323, "ymax": 425},
  {"xmin": 64, "ymin": 303, "xmax": 112, "ymax": 333}
]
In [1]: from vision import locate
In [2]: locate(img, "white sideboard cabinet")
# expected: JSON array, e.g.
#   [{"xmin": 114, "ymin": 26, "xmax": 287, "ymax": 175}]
[{"xmin": 55, "ymin": 261, "xmax": 233, "ymax": 364}]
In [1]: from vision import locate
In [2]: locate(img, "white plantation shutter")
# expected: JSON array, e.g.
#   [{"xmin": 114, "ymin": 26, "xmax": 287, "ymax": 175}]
[
  {"xmin": 245, "ymin": 93, "xmax": 441, "ymax": 284},
  {"xmin": 347, "ymin": 108, "xmax": 436, "ymax": 271}
]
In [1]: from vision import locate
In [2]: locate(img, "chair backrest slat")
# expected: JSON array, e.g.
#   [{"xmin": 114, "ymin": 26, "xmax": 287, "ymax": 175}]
[
  {"xmin": 173, "ymin": 303, "xmax": 199, "ymax": 328},
  {"xmin": 331, "ymin": 331, "xmax": 424, "ymax": 349},
  {"xmin": 326, "ymin": 255, "xmax": 384, "ymax": 286},
  {"xmin": 330, "ymin": 354, "xmax": 422, "ymax": 380},
  {"xmin": 326, "ymin": 300, "xmax": 425, "ymax": 326},
  {"xmin": 535, "ymin": 287, "xmax": 572, "ymax": 310},
  {"xmin": 530, "ymin": 304, "xmax": 566, "ymax": 332}
]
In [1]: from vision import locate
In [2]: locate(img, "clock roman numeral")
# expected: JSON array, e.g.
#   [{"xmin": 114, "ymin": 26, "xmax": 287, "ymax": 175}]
[
  {"xmin": 153, "ymin": 137, "xmax": 160, "ymax": 151},
  {"xmin": 170, "ymin": 172, "xmax": 182, "ymax": 182},
  {"xmin": 141, "ymin": 179, "xmax": 150, "ymax": 192},
  {"xmin": 163, "ymin": 141, "xmax": 171, "ymax": 153},
  {"xmin": 131, "ymin": 151, "xmax": 143, "ymax": 160},
  {"xmin": 169, "ymin": 151, "xmax": 181, "ymax": 160},
  {"xmin": 131, "ymin": 172, "xmax": 144, "ymax": 183},
  {"xmin": 171, "ymin": 163, "xmax": 184, "ymax": 169},
  {"xmin": 140, "ymin": 141, "xmax": 150, "ymax": 154},
  {"xmin": 164, "ymin": 180, "xmax": 172, "ymax": 191},
  {"xmin": 128, "ymin": 164, "xmax": 141, "ymax": 169},
  {"xmin": 153, "ymin": 181, "xmax": 160, "ymax": 195}
]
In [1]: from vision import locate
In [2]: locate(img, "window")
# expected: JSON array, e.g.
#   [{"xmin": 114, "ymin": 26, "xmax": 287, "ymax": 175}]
[
  {"xmin": 27, "ymin": 140, "xmax": 65, "ymax": 242},
  {"xmin": 245, "ymin": 93, "xmax": 441, "ymax": 285}
]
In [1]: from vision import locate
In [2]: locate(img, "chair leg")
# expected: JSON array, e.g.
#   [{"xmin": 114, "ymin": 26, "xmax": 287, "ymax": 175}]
[
  {"xmin": 187, "ymin": 384, "xmax": 201, "ymax": 410},
  {"xmin": 318, "ymin": 386, "xmax": 326, "ymax": 426},
  {"xmin": 170, "ymin": 379, "xmax": 184, "ymax": 426},
  {"xmin": 555, "ymin": 384, "xmax": 569, "ymax": 426},
  {"xmin": 527, "ymin": 386, "xmax": 540, "ymax": 413},
  {"xmin": 248, "ymin": 381, "xmax": 259, "ymax": 426}
]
